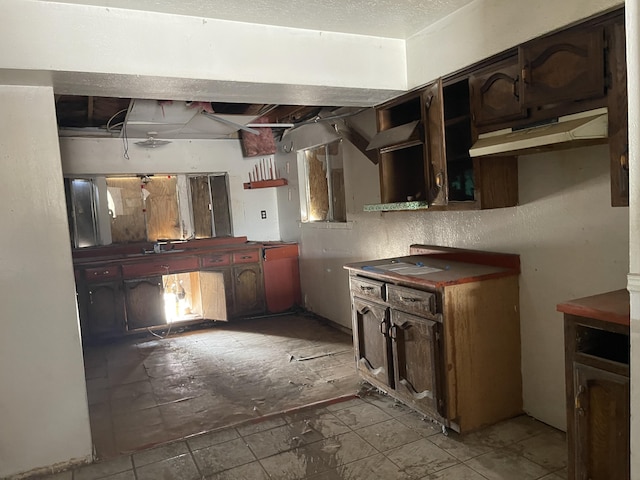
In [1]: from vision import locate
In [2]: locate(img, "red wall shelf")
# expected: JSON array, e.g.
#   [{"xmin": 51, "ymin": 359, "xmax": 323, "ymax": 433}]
[{"xmin": 243, "ymin": 179, "xmax": 288, "ymax": 189}]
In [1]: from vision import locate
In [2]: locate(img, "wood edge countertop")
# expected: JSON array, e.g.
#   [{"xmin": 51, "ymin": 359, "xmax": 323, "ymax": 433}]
[
  {"xmin": 344, "ymin": 245, "xmax": 520, "ymax": 289},
  {"xmin": 557, "ymin": 289, "xmax": 630, "ymax": 327}
]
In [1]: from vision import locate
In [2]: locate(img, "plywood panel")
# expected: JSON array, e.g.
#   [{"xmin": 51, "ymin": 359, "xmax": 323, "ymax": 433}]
[
  {"xmin": 106, "ymin": 177, "xmax": 146, "ymax": 243},
  {"xmin": 145, "ymin": 176, "xmax": 181, "ymax": 241},
  {"xmin": 443, "ymin": 276, "xmax": 522, "ymax": 431},
  {"xmin": 190, "ymin": 176, "xmax": 212, "ymax": 239},
  {"xmin": 200, "ymin": 271, "xmax": 228, "ymax": 321}
]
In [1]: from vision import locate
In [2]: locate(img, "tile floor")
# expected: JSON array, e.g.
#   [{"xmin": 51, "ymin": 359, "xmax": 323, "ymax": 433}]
[
  {"xmin": 29, "ymin": 313, "xmax": 568, "ymax": 480},
  {"xmin": 82, "ymin": 313, "xmax": 361, "ymax": 459},
  {"xmin": 33, "ymin": 391, "xmax": 567, "ymax": 480}
]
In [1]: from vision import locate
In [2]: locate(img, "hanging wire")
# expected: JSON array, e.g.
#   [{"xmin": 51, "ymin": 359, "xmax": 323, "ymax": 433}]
[{"xmin": 122, "ymin": 116, "xmax": 129, "ymax": 160}]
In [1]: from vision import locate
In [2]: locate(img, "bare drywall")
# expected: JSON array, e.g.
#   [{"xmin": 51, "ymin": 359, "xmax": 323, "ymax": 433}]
[{"xmin": 0, "ymin": 86, "xmax": 92, "ymax": 478}]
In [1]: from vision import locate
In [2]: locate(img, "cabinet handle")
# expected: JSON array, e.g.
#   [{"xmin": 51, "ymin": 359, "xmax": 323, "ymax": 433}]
[
  {"xmin": 521, "ymin": 66, "xmax": 529, "ymax": 84},
  {"xmin": 621, "ymin": 146, "xmax": 629, "ymax": 171},
  {"xmin": 94, "ymin": 270, "xmax": 109, "ymax": 276},
  {"xmin": 435, "ymin": 172, "xmax": 444, "ymax": 189},
  {"xmin": 399, "ymin": 296, "xmax": 422, "ymax": 303},
  {"xmin": 240, "ymin": 255, "xmax": 253, "ymax": 259},
  {"xmin": 89, "ymin": 290, "xmax": 93, "ymax": 305},
  {"xmin": 379, "ymin": 320, "xmax": 388, "ymax": 337},
  {"xmin": 513, "ymin": 78, "xmax": 519, "ymax": 99},
  {"xmin": 574, "ymin": 384, "xmax": 586, "ymax": 415},
  {"xmin": 389, "ymin": 324, "xmax": 398, "ymax": 341},
  {"xmin": 360, "ymin": 286, "xmax": 374, "ymax": 291}
]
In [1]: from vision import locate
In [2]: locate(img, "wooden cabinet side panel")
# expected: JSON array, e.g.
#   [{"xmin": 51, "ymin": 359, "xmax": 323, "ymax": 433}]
[{"xmin": 443, "ymin": 276, "xmax": 522, "ymax": 431}]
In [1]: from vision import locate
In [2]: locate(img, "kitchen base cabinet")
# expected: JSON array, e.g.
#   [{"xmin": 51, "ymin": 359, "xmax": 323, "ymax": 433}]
[
  {"xmin": 124, "ymin": 277, "xmax": 165, "ymax": 330},
  {"xmin": 345, "ymin": 246, "xmax": 522, "ymax": 433},
  {"xmin": 233, "ymin": 263, "xmax": 265, "ymax": 317},
  {"xmin": 85, "ymin": 281, "xmax": 125, "ymax": 339},
  {"xmin": 558, "ymin": 290, "xmax": 630, "ymax": 480},
  {"xmin": 352, "ymin": 297, "xmax": 393, "ymax": 389}
]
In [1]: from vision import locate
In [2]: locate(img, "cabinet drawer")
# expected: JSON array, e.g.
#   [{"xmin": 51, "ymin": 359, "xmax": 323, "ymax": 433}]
[
  {"xmin": 85, "ymin": 266, "xmax": 121, "ymax": 282},
  {"xmin": 201, "ymin": 253, "xmax": 231, "ymax": 268},
  {"xmin": 350, "ymin": 276, "xmax": 385, "ymax": 301},
  {"xmin": 387, "ymin": 284, "xmax": 436, "ymax": 317},
  {"xmin": 233, "ymin": 250, "xmax": 260, "ymax": 264},
  {"xmin": 122, "ymin": 256, "xmax": 199, "ymax": 278}
]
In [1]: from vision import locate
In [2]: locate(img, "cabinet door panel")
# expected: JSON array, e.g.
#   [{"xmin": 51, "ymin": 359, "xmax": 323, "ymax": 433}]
[
  {"xmin": 233, "ymin": 263, "xmax": 264, "ymax": 317},
  {"xmin": 520, "ymin": 26, "xmax": 605, "ymax": 107},
  {"xmin": 574, "ymin": 363, "xmax": 629, "ymax": 480},
  {"xmin": 470, "ymin": 57, "xmax": 526, "ymax": 127},
  {"xmin": 124, "ymin": 276, "xmax": 166, "ymax": 330},
  {"xmin": 352, "ymin": 297, "xmax": 392, "ymax": 388},
  {"xmin": 391, "ymin": 310, "xmax": 444, "ymax": 417},
  {"xmin": 424, "ymin": 81, "xmax": 447, "ymax": 206},
  {"xmin": 86, "ymin": 281, "xmax": 125, "ymax": 338}
]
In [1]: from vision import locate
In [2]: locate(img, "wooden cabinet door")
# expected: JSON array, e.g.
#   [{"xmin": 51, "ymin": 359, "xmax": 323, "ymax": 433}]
[
  {"xmin": 232, "ymin": 264, "xmax": 265, "ymax": 317},
  {"xmin": 124, "ymin": 276, "xmax": 166, "ymax": 330},
  {"xmin": 86, "ymin": 281, "xmax": 125, "ymax": 339},
  {"xmin": 469, "ymin": 57, "xmax": 527, "ymax": 127},
  {"xmin": 424, "ymin": 81, "xmax": 447, "ymax": 206},
  {"xmin": 519, "ymin": 26, "xmax": 605, "ymax": 107},
  {"xmin": 352, "ymin": 297, "xmax": 393, "ymax": 388},
  {"xmin": 607, "ymin": 20, "xmax": 629, "ymax": 207},
  {"xmin": 573, "ymin": 363, "xmax": 629, "ymax": 480},
  {"xmin": 390, "ymin": 310, "xmax": 444, "ymax": 417}
]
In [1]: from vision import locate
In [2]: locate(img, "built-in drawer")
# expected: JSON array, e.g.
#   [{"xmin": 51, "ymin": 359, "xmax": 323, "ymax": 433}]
[
  {"xmin": 84, "ymin": 265, "xmax": 121, "ymax": 282},
  {"xmin": 350, "ymin": 276, "xmax": 385, "ymax": 301},
  {"xmin": 232, "ymin": 250, "xmax": 260, "ymax": 264},
  {"xmin": 200, "ymin": 253, "xmax": 231, "ymax": 268},
  {"xmin": 121, "ymin": 256, "xmax": 199, "ymax": 278},
  {"xmin": 387, "ymin": 284, "xmax": 437, "ymax": 318}
]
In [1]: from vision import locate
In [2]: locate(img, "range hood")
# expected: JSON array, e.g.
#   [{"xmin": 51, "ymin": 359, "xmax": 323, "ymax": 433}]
[{"xmin": 469, "ymin": 107, "xmax": 608, "ymax": 157}]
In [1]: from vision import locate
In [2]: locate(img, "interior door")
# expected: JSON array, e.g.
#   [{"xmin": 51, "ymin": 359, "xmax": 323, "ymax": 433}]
[
  {"xmin": 390, "ymin": 309, "xmax": 444, "ymax": 417},
  {"xmin": 352, "ymin": 297, "xmax": 393, "ymax": 388}
]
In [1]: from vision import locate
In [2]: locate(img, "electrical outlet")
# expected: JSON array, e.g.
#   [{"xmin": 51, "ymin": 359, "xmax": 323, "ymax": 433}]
[{"xmin": 260, "ymin": 210, "xmax": 267, "ymax": 219}]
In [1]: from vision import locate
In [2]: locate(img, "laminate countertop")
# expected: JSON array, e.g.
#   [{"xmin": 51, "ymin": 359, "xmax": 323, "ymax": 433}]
[{"xmin": 557, "ymin": 289, "xmax": 630, "ymax": 327}]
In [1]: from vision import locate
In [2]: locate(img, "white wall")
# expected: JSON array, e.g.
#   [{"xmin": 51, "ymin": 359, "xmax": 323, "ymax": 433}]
[
  {"xmin": 0, "ymin": 1, "xmax": 406, "ymax": 106},
  {"xmin": 406, "ymin": 0, "xmax": 624, "ymax": 90},
  {"xmin": 60, "ymin": 138, "xmax": 281, "ymax": 241},
  {"xmin": 0, "ymin": 86, "xmax": 92, "ymax": 478},
  {"xmin": 626, "ymin": 0, "xmax": 640, "ymax": 477}
]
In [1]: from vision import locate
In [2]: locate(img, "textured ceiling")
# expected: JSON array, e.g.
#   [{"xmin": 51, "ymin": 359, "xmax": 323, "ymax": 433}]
[{"xmin": 38, "ymin": 0, "xmax": 474, "ymax": 39}]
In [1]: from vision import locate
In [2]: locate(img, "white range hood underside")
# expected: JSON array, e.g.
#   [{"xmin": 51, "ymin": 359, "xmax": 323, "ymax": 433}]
[{"xmin": 469, "ymin": 107, "xmax": 609, "ymax": 157}]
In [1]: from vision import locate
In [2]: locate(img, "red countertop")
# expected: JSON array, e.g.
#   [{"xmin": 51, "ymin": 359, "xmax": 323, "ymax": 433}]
[{"xmin": 557, "ymin": 289, "xmax": 630, "ymax": 327}]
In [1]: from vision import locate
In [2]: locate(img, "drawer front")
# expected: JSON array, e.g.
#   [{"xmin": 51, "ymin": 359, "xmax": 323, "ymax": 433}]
[
  {"xmin": 122, "ymin": 256, "xmax": 199, "ymax": 278},
  {"xmin": 201, "ymin": 253, "xmax": 231, "ymax": 268},
  {"xmin": 350, "ymin": 276, "xmax": 385, "ymax": 301},
  {"xmin": 387, "ymin": 284, "xmax": 437, "ymax": 317},
  {"xmin": 233, "ymin": 250, "xmax": 260, "ymax": 264},
  {"xmin": 85, "ymin": 265, "xmax": 121, "ymax": 282}
]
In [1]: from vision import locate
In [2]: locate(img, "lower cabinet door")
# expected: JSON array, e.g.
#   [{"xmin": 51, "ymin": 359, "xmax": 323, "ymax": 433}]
[
  {"xmin": 352, "ymin": 297, "xmax": 393, "ymax": 388},
  {"xmin": 86, "ymin": 281, "xmax": 125, "ymax": 339},
  {"xmin": 232, "ymin": 264, "xmax": 265, "ymax": 317},
  {"xmin": 124, "ymin": 276, "xmax": 166, "ymax": 330},
  {"xmin": 390, "ymin": 309, "xmax": 444, "ymax": 418},
  {"xmin": 573, "ymin": 363, "xmax": 629, "ymax": 480}
]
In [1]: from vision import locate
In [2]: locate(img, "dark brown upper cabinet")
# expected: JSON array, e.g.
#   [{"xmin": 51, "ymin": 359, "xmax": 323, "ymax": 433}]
[
  {"xmin": 519, "ymin": 26, "xmax": 606, "ymax": 108},
  {"xmin": 469, "ymin": 56, "xmax": 527, "ymax": 128},
  {"xmin": 368, "ymin": 79, "xmax": 518, "ymax": 212}
]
